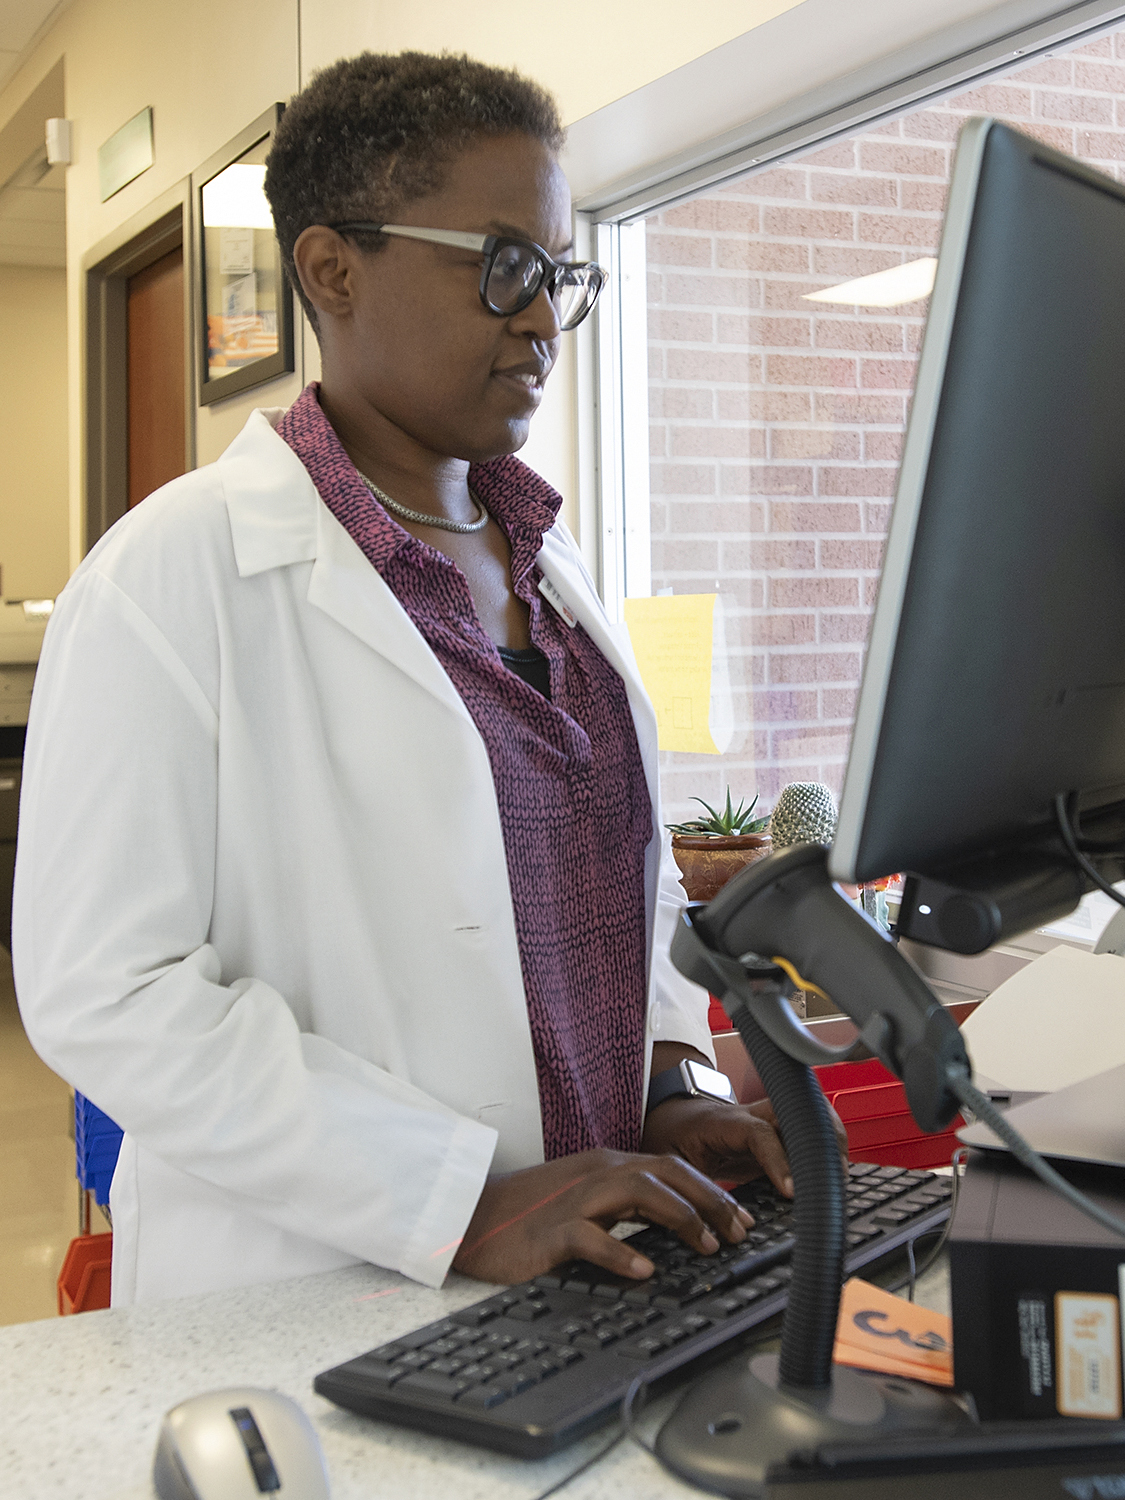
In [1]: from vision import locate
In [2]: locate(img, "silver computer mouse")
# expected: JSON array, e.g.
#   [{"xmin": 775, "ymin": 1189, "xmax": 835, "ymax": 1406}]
[{"xmin": 153, "ymin": 1387, "xmax": 331, "ymax": 1499}]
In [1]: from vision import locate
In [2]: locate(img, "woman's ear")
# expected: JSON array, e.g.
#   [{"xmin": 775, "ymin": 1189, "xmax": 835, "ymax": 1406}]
[{"xmin": 292, "ymin": 226, "xmax": 359, "ymax": 326}]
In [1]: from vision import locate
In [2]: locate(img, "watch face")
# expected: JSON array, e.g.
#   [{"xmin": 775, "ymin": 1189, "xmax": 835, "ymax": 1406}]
[{"xmin": 684, "ymin": 1060, "xmax": 738, "ymax": 1103}]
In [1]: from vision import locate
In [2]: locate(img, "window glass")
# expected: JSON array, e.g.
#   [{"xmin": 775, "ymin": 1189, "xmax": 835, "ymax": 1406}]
[{"xmin": 638, "ymin": 29, "xmax": 1125, "ymax": 825}]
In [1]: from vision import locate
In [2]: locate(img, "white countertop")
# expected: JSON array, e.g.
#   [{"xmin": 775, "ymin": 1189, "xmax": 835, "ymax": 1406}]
[
  {"xmin": 0, "ymin": 1258, "xmax": 951, "ymax": 1500},
  {"xmin": 0, "ymin": 1261, "xmax": 703, "ymax": 1500}
]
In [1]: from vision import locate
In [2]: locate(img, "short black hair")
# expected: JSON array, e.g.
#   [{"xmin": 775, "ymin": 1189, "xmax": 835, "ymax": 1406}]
[{"xmin": 265, "ymin": 51, "xmax": 565, "ymax": 329}]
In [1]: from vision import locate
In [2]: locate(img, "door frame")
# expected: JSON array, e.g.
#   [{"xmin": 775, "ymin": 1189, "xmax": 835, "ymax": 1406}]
[{"xmin": 83, "ymin": 178, "xmax": 195, "ymax": 553}]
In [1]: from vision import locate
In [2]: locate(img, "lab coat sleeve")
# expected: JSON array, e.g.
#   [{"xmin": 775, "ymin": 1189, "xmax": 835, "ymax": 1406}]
[
  {"xmin": 647, "ymin": 833, "xmax": 717, "ymax": 1066},
  {"xmin": 13, "ymin": 567, "xmax": 497, "ymax": 1288}
]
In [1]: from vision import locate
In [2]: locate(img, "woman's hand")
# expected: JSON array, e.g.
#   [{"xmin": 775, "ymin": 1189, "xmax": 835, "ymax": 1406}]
[
  {"xmin": 451, "ymin": 1149, "xmax": 755, "ymax": 1286},
  {"xmin": 640, "ymin": 1095, "xmax": 849, "ymax": 1194}
]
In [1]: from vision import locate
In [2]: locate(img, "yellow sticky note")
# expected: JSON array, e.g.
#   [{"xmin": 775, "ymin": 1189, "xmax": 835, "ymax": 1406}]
[{"xmin": 623, "ymin": 594, "xmax": 719, "ymax": 754}]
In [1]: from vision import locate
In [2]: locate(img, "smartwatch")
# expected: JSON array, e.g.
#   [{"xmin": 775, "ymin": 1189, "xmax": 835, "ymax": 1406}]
[{"xmin": 647, "ymin": 1059, "xmax": 738, "ymax": 1114}]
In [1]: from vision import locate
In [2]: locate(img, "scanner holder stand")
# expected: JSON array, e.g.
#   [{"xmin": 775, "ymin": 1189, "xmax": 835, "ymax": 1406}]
[{"xmin": 655, "ymin": 844, "xmax": 980, "ymax": 1495}]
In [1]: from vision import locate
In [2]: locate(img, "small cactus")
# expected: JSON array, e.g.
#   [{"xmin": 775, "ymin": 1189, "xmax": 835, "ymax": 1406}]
[{"xmin": 769, "ymin": 782, "xmax": 839, "ymax": 850}]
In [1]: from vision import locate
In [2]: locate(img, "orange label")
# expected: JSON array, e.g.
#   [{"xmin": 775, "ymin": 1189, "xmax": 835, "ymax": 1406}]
[{"xmin": 833, "ymin": 1277, "xmax": 954, "ymax": 1388}]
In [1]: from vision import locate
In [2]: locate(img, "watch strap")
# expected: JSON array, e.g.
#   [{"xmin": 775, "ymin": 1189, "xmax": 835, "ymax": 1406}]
[{"xmin": 646, "ymin": 1060, "xmax": 737, "ymax": 1114}]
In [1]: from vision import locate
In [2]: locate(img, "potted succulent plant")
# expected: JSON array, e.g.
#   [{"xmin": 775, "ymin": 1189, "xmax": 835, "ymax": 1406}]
[{"xmin": 667, "ymin": 789, "xmax": 772, "ymax": 902}]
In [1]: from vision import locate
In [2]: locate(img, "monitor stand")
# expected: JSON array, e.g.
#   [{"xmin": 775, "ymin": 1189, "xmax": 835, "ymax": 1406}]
[{"xmin": 656, "ymin": 1352, "xmax": 970, "ymax": 1498}]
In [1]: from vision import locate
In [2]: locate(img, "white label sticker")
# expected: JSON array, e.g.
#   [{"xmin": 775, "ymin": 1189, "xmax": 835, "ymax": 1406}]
[
  {"xmin": 1056, "ymin": 1292, "xmax": 1122, "ymax": 1418},
  {"xmin": 538, "ymin": 575, "xmax": 577, "ymax": 628}
]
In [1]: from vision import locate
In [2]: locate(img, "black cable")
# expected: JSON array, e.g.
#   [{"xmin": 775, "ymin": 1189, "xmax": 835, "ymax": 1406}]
[
  {"xmin": 529, "ymin": 1413, "xmax": 631, "ymax": 1500},
  {"xmin": 1055, "ymin": 792, "xmax": 1125, "ymax": 907},
  {"xmin": 949, "ymin": 1071, "xmax": 1125, "ymax": 1240},
  {"xmin": 884, "ymin": 1147, "xmax": 966, "ymax": 1299},
  {"xmin": 622, "ymin": 1373, "xmax": 654, "ymax": 1455}
]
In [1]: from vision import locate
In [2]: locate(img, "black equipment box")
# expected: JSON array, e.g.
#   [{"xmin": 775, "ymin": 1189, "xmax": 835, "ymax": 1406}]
[{"xmin": 951, "ymin": 1150, "xmax": 1125, "ymax": 1421}]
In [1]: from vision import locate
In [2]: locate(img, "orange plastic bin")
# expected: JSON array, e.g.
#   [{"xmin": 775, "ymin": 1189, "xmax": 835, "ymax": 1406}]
[{"xmin": 57, "ymin": 1232, "xmax": 112, "ymax": 1315}]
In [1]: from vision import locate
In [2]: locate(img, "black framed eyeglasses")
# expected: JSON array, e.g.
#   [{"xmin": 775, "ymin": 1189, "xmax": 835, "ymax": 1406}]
[{"xmin": 329, "ymin": 223, "xmax": 606, "ymax": 331}]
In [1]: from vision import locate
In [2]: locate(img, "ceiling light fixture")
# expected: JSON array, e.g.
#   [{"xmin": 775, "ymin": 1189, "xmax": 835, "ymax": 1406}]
[{"xmin": 803, "ymin": 256, "xmax": 938, "ymax": 308}]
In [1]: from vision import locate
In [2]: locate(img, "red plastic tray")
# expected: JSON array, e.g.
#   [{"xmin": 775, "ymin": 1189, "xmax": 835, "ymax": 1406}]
[
  {"xmin": 814, "ymin": 1057, "xmax": 965, "ymax": 1170},
  {"xmin": 57, "ymin": 1233, "xmax": 112, "ymax": 1315}
]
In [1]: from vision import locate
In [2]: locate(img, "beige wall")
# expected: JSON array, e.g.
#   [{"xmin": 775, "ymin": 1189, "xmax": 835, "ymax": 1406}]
[
  {"xmin": 301, "ymin": 0, "xmax": 807, "ymax": 129},
  {"xmin": 0, "ymin": 0, "xmax": 302, "ymax": 575},
  {"xmin": 0, "ymin": 0, "xmax": 814, "ymax": 580},
  {"xmin": 0, "ymin": 266, "xmax": 69, "ymax": 598}
]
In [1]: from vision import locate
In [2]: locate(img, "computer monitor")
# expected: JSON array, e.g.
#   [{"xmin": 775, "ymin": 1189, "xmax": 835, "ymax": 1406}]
[
  {"xmin": 829, "ymin": 117, "xmax": 1125, "ymax": 950},
  {"xmin": 658, "ymin": 119, "xmax": 1125, "ymax": 1492}
]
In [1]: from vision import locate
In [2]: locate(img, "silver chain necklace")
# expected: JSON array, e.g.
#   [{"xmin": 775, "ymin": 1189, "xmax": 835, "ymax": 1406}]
[{"xmin": 357, "ymin": 471, "xmax": 489, "ymax": 534}]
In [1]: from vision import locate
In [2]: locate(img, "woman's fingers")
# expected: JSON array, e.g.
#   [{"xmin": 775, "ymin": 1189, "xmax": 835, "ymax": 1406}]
[
  {"xmin": 452, "ymin": 1149, "xmax": 755, "ymax": 1285},
  {"xmin": 577, "ymin": 1158, "xmax": 749, "ymax": 1255}
]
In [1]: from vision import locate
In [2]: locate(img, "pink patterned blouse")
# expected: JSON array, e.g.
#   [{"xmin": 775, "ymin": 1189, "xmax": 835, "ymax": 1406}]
[{"xmin": 278, "ymin": 386, "xmax": 652, "ymax": 1158}]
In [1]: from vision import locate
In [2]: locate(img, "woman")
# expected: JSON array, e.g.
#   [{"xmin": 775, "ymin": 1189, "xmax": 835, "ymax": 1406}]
[{"xmin": 14, "ymin": 52, "xmax": 795, "ymax": 1305}]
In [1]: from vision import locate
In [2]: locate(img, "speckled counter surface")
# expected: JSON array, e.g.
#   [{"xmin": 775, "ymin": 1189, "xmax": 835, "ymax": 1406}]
[
  {"xmin": 0, "ymin": 1259, "xmax": 951, "ymax": 1500},
  {"xmin": 0, "ymin": 1261, "xmax": 703, "ymax": 1500}
]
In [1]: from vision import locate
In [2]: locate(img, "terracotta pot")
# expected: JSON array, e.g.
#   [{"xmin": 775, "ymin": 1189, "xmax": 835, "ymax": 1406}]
[{"xmin": 670, "ymin": 832, "xmax": 773, "ymax": 903}]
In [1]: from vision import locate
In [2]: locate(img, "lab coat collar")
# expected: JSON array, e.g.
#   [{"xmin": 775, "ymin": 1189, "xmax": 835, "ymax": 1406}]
[
  {"xmin": 217, "ymin": 409, "xmax": 655, "ymax": 745},
  {"xmin": 220, "ymin": 409, "xmax": 320, "ymax": 577},
  {"xmin": 219, "ymin": 408, "xmax": 471, "ymax": 718}
]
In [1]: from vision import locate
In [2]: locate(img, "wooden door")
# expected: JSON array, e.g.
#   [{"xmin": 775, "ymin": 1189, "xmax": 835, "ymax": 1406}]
[{"xmin": 126, "ymin": 246, "xmax": 186, "ymax": 509}]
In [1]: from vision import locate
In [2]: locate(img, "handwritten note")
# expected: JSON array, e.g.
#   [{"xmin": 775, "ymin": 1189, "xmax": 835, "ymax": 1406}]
[{"xmin": 623, "ymin": 594, "xmax": 726, "ymax": 755}]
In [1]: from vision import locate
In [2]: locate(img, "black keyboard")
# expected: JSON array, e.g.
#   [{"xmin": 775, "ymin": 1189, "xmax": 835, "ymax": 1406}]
[{"xmin": 314, "ymin": 1162, "xmax": 952, "ymax": 1457}]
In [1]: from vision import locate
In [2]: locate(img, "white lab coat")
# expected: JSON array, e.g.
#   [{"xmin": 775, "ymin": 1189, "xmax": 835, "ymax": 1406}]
[{"xmin": 13, "ymin": 409, "xmax": 712, "ymax": 1306}]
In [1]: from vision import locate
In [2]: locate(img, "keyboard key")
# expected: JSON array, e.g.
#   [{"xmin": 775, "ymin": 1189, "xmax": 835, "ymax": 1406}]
[
  {"xmin": 507, "ymin": 1301, "xmax": 550, "ymax": 1321},
  {"xmin": 683, "ymin": 1313, "xmax": 713, "ymax": 1333},
  {"xmin": 848, "ymin": 1162, "xmax": 880, "ymax": 1177},
  {"xmin": 346, "ymin": 1358, "xmax": 403, "ymax": 1389},
  {"xmin": 553, "ymin": 1346, "xmax": 583, "ymax": 1366},
  {"xmin": 574, "ymin": 1327, "xmax": 619, "ymax": 1352},
  {"xmin": 456, "ymin": 1384, "xmax": 511, "ymax": 1409},
  {"xmin": 592, "ymin": 1282, "xmax": 626, "ymax": 1301},
  {"xmin": 847, "ymin": 1227, "xmax": 880, "ymax": 1245},
  {"xmin": 511, "ymin": 1339, "xmax": 549, "ymax": 1357},
  {"xmin": 451, "ymin": 1304, "xmax": 499, "ymax": 1328},
  {"xmin": 425, "ymin": 1338, "xmax": 463, "ymax": 1356},
  {"xmin": 491, "ymin": 1351, "xmax": 524, "ymax": 1370},
  {"xmin": 508, "ymin": 1364, "xmax": 542, "ymax": 1394},
  {"xmin": 873, "ymin": 1208, "xmax": 910, "ymax": 1225},
  {"xmin": 632, "ymin": 1334, "xmax": 666, "ymax": 1356},
  {"xmin": 395, "ymin": 1351, "xmax": 434, "ymax": 1371},
  {"xmin": 396, "ymin": 1371, "xmax": 471, "ymax": 1401},
  {"xmin": 873, "ymin": 1166, "xmax": 907, "ymax": 1180}
]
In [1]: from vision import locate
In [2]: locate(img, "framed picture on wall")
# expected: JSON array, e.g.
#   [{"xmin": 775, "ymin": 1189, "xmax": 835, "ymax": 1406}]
[{"xmin": 193, "ymin": 104, "xmax": 295, "ymax": 406}]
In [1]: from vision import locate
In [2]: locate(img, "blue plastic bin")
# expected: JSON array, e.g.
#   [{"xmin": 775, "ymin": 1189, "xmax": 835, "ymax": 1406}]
[{"xmin": 74, "ymin": 1093, "xmax": 123, "ymax": 1207}]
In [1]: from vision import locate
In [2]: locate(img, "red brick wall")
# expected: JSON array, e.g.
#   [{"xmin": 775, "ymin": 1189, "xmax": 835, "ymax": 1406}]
[{"xmin": 646, "ymin": 30, "xmax": 1125, "ymax": 823}]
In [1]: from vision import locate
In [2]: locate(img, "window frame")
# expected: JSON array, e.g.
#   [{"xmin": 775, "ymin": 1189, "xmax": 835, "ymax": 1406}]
[{"xmin": 582, "ymin": 0, "xmax": 1125, "ymax": 613}]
